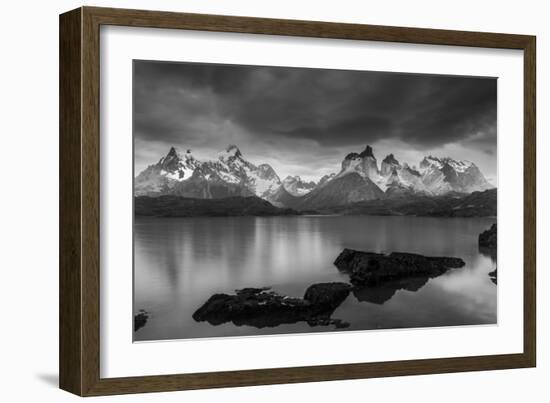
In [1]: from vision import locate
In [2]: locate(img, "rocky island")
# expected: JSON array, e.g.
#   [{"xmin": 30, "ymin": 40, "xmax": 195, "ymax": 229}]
[
  {"xmin": 479, "ymin": 224, "xmax": 497, "ymax": 284},
  {"xmin": 193, "ymin": 283, "xmax": 351, "ymax": 329},
  {"xmin": 134, "ymin": 309, "xmax": 149, "ymax": 332},
  {"xmin": 479, "ymin": 223, "xmax": 497, "ymax": 249},
  {"xmin": 334, "ymin": 249, "xmax": 465, "ymax": 286}
]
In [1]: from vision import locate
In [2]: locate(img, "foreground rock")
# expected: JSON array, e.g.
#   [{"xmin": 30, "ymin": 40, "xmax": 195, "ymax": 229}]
[
  {"xmin": 478, "ymin": 224, "xmax": 497, "ymax": 249},
  {"xmin": 134, "ymin": 309, "xmax": 149, "ymax": 331},
  {"xmin": 193, "ymin": 283, "xmax": 351, "ymax": 329},
  {"xmin": 488, "ymin": 268, "xmax": 497, "ymax": 284},
  {"xmin": 334, "ymin": 249, "xmax": 465, "ymax": 286},
  {"xmin": 478, "ymin": 224, "xmax": 497, "ymax": 285}
]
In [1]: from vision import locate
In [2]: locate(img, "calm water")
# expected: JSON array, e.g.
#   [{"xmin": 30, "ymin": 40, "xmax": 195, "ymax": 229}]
[{"xmin": 134, "ymin": 216, "xmax": 497, "ymax": 341}]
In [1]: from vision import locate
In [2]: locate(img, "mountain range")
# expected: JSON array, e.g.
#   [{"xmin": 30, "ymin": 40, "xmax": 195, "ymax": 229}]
[{"xmin": 135, "ymin": 144, "xmax": 494, "ymax": 211}]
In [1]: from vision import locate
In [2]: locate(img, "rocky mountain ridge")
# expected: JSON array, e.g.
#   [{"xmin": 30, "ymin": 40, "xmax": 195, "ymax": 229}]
[{"xmin": 135, "ymin": 144, "xmax": 494, "ymax": 210}]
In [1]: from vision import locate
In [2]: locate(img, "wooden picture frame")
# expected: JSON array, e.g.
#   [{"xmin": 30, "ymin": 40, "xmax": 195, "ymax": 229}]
[{"xmin": 59, "ymin": 6, "xmax": 536, "ymax": 396}]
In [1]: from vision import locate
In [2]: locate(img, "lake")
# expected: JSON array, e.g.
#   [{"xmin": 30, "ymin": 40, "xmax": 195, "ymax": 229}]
[{"xmin": 134, "ymin": 215, "xmax": 497, "ymax": 341}]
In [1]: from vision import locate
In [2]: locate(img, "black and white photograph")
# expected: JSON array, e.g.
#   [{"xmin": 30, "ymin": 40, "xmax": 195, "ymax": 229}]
[{"xmin": 132, "ymin": 60, "xmax": 498, "ymax": 341}]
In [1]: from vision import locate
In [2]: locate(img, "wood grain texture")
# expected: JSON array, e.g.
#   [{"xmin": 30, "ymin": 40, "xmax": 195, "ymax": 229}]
[
  {"xmin": 81, "ymin": 6, "xmax": 102, "ymax": 396},
  {"xmin": 59, "ymin": 6, "xmax": 537, "ymax": 396},
  {"xmin": 59, "ymin": 8, "xmax": 83, "ymax": 396},
  {"xmin": 523, "ymin": 38, "xmax": 536, "ymax": 367}
]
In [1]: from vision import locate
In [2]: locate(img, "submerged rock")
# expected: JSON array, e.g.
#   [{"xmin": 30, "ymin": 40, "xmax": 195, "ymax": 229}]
[
  {"xmin": 489, "ymin": 268, "xmax": 497, "ymax": 285},
  {"xmin": 334, "ymin": 249, "xmax": 465, "ymax": 286},
  {"xmin": 134, "ymin": 309, "xmax": 149, "ymax": 332},
  {"xmin": 193, "ymin": 283, "xmax": 351, "ymax": 329},
  {"xmin": 479, "ymin": 224, "xmax": 497, "ymax": 249}
]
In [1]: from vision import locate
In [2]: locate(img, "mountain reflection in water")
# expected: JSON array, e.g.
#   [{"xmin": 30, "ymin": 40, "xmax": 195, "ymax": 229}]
[{"xmin": 134, "ymin": 215, "xmax": 497, "ymax": 341}]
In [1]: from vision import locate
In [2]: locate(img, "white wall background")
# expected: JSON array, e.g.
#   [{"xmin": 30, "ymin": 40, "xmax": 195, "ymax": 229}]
[{"xmin": 0, "ymin": 0, "xmax": 546, "ymax": 401}]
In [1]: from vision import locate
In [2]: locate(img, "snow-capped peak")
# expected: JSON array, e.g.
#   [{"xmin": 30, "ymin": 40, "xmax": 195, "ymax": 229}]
[
  {"xmin": 282, "ymin": 175, "xmax": 317, "ymax": 196},
  {"xmin": 157, "ymin": 146, "xmax": 199, "ymax": 182},
  {"xmin": 135, "ymin": 143, "xmax": 493, "ymax": 202},
  {"xmin": 441, "ymin": 158, "xmax": 473, "ymax": 173},
  {"xmin": 218, "ymin": 144, "xmax": 242, "ymax": 161},
  {"xmin": 420, "ymin": 156, "xmax": 474, "ymax": 173},
  {"xmin": 418, "ymin": 155, "xmax": 491, "ymax": 194},
  {"xmin": 134, "ymin": 146, "xmax": 201, "ymax": 195},
  {"xmin": 337, "ymin": 145, "xmax": 385, "ymax": 188},
  {"xmin": 420, "ymin": 155, "xmax": 444, "ymax": 170},
  {"xmin": 283, "ymin": 175, "xmax": 297, "ymax": 183},
  {"xmin": 159, "ymin": 146, "xmax": 180, "ymax": 164}
]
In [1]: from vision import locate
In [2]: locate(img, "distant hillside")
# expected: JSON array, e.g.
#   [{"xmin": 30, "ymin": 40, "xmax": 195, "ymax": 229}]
[
  {"xmin": 135, "ymin": 195, "xmax": 300, "ymax": 217},
  {"xmin": 296, "ymin": 172, "xmax": 384, "ymax": 209},
  {"xmin": 324, "ymin": 188, "xmax": 496, "ymax": 217}
]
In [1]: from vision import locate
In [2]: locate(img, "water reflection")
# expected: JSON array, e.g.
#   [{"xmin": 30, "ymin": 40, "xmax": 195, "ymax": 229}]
[
  {"xmin": 134, "ymin": 215, "xmax": 497, "ymax": 341},
  {"xmin": 478, "ymin": 246, "xmax": 497, "ymax": 285},
  {"xmin": 352, "ymin": 276, "xmax": 430, "ymax": 304},
  {"xmin": 479, "ymin": 246, "xmax": 497, "ymax": 263}
]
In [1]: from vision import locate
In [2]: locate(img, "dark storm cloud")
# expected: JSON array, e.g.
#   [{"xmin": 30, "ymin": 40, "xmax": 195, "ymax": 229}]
[
  {"xmin": 134, "ymin": 61, "xmax": 496, "ymax": 151},
  {"xmin": 133, "ymin": 60, "xmax": 497, "ymax": 181}
]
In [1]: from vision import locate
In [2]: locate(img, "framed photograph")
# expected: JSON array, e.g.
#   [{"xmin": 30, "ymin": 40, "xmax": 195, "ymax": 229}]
[{"xmin": 59, "ymin": 6, "xmax": 536, "ymax": 396}]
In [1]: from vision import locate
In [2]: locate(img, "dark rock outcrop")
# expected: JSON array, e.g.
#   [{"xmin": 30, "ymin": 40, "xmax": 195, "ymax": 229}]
[
  {"xmin": 134, "ymin": 309, "xmax": 149, "ymax": 332},
  {"xmin": 334, "ymin": 249, "xmax": 465, "ymax": 286},
  {"xmin": 479, "ymin": 224, "xmax": 497, "ymax": 249},
  {"xmin": 193, "ymin": 283, "xmax": 351, "ymax": 329},
  {"xmin": 478, "ymin": 224, "xmax": 497, "ymax": 285},
  {"xmin": 488, "ymin": 268, "xmax": 497, "ymax": 285},
  {"xmin": 359, "ymin": 145, "xmax": 375, "ymax": 159}
]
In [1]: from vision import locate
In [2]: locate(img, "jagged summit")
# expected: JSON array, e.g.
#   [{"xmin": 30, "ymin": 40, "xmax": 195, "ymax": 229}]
[
  {"xmin": 334, "ymin": 145, "xmax": 492, "ymax": 196},
  {"xmin": 345, "ymin": 145, "xmax": 375, "ymax": 160},
  {"xmin": 420, "ymin": 155, "xmax": 473, "ymax": 172},
  {"xmin": 226, "ymin": 144, "xmax": 242, "ymax": 156},
  {"xmin": 359, "ymin": 145, "xmax": 375, "ymax": 159},
  {"xmin": 381, "ymin": 153, "xmax": 401, "ymax": 177},
  {"xmin": 160, "ymin": 146, "xmax": 181, "ymax": 163},
  {"xmin": 135, "ymin": 143, "xmax": 494, "ymax": 206},
  {"xmin": 218, "ymin": 144, "xmax": 243, "ymax": 163},
  {"xmin": 134, "ymin": 146, "xmax": 200, "ymax": 195},
  {"xmin": 218, "ymin": 144, "xmax": 249, "ymax": 169},
  {"xmin": 383, "ymin": 154, "xmax": 399, "ymax": 165},
  {"xmin": 160, "ymin": 146, "xmax": 194, "ymax": 163},
  {"xmin": 159, "ymin": 146, "xmax": 196, "ymax": 165},
  {"xmin": 338, "ymin": 145, "xmax": 384, "ymax": 190}
]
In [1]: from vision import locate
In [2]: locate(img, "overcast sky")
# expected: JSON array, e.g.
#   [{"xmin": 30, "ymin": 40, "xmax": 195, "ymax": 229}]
[{"xmin": 134, "ymin": 60, "xmax": 497, "ymax": 184}]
